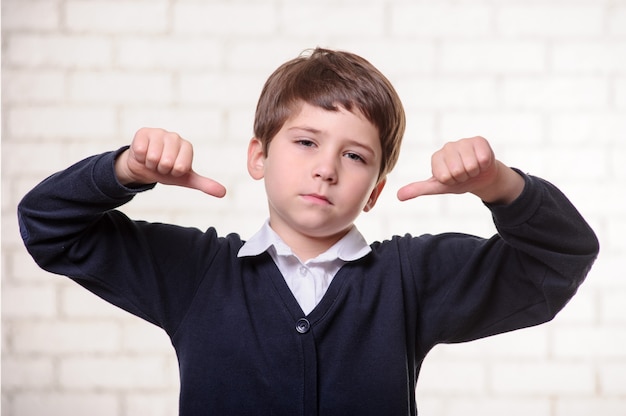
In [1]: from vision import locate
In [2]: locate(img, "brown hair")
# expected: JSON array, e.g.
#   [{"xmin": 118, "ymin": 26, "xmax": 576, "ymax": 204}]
[{"xmin": 253, "ymin": 47, "xmax": 406, "ymax": 179}]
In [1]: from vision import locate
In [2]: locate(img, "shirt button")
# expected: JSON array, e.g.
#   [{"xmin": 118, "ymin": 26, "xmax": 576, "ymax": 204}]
[
  {"xmin": 295, "ymin": 318, "xmax": 310, "ymax": 334},
  {"xmin": 299, "ymin": 266, "xmax": 307, "ymax": 276}
]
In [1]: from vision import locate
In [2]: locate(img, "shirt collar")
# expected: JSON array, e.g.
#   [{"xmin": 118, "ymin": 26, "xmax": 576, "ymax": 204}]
[{"xmin": 237, "ymin": 220, "xmax": 371, "ymax": 262}]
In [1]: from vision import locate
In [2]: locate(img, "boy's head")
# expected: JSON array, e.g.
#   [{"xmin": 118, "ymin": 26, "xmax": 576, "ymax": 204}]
[{"xmin": 253, "ymin": 47, "xmax": 406, "ymax": 180}]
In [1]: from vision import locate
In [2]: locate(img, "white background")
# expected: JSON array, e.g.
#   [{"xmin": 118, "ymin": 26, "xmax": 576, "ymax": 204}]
[{"xmin": 2, "ymin": 0, "xmax": 625, "ymax": 415}]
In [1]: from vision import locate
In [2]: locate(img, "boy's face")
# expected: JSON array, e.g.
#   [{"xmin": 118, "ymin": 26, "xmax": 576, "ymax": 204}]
[{"xmin": 248, "ymin": 102, "xmax": 386, "ymax": 255}]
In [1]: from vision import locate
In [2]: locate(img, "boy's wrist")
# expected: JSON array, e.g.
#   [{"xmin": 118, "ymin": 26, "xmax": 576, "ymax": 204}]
[{"xmin": 473, "ymin": 162, "xmax": 526, "ymax": 205}]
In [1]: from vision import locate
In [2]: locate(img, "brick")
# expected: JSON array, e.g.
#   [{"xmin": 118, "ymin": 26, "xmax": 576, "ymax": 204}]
[
  {"xmin": 415, "ymin": 360, "xmax": 486, "ymax": 394},
  {"xmin": 226, "ymin": 42, "xmax": 331, "ymax": 73},
  {"xmin": 553, "ymin": 326, "xmax": 626, "ymax": 359},
  {"xmin": 491, "ymin": 361, "xmax": 595, "ymax": 394},
  {"xmin": 1, "ymin": 356, "xmax": 55, "ymax": 389},
  {"xmin": 610, "ymin": 147, "xmax": 626, "ymax": 180},
  {"xmin": 412, "ymin": 397, "xmax": 445, "ymax": 416},
  {"xmin": 435, "ymin": 326, "xmax": 549, "ymax": 359},
  {"xmin": 125, "ymin": 393, "xmax": 179, "ymax": 416},
  {"xmin": 121, "ymin": 321, "xmax": 173, "ymax": 353},
  {"xmin": 441, "ymin": 41, "xmax": 546, "ymax": 74},
  {"xmin": 332, "ymin": 40, "xmax": 436, "ymax": 77},
  {"xmin": 59, "ymin": 356, "xmax": 171, "ymax": 389},
  {"xmin": 553, "ymin": 42, "xmax": 626, "ymax": 73},
  {"xmin": 616, "ymin": 77, "xmax": 626, "ymax": 109},
  {"xmin": 556, "ymin": 398, "xmax": 626, "ymax": 416},
  {"xmin": 440, "ymin": 112, "xmax": 543, "ymax": 145},
  {"xmin": 13, "ymin": 392, "xmax": 119, "ymax": 416},
  {"xmin": 8, "ymin": 249, "xmax": 57, "ymax": 284},
  {"xmin": 502, "ymin": 76, "xmax": 608, "ymax": 110},
  {"xmin": 119, "ymin": 107, "xmax": 224, "ymax": 143},
  {"xmin": 226, "ymin": 109, "xmax": 256, "ymax": 142},
  {"xmin": 68, "ymin": 71, "xmax": 173, "ymax": 104},
  {"xmin": 609, "ymin": 6, "xmax": 626, "ymax": 35},
  {"xmin": 2, "ymin": 142, "xmax": 65, "ymax": 177},
  {"xmin": 65, "ymin": 0, "xmax": 168, "ymax": 34},
  {"xmin": 1, "ymin": 0, "xmax": 60, "ymax": 31},
  {"xmin": 2, "ymin": 214, "xmax": 26, "ymax": 249},
  {"xmin": 7, "ymin": 106, "xmax": 117, "ymax": 141},
  {"xmin": 5, "ymin": 34, "xmax": 113, "ymax": 68},
  {"xmin": 60, "ymin": 285, "xmax": 134, "ymax": 320},
  {"xmin": 606, "ymin": 218, "xmax": 626, "ymax": 254},
  {"xmin": 13, "ymin": 321, "xmax": 121, "ymax": 354},
  {"xmin": 390, "ymin": 4, "xmax": 492, "ymax": 37},
  {"xmin": 173, "ymin": 3, "xmax": 276, "ymax": 35},
  {"xmin": 1, "ymin": 283, "xmax": 57, "ymax": 318},
  {"xmin": 117, "ymin": 37, "xmax": 223, "ymax": 70},
  {"xmin": 540, "ymin": 147, "xmax": 608, "ymax": 181},
  {"xmin": 281, "ymin": 4, "xmax": 384, "ymax": 37},
  {"xmin": 178, "ymin": 72, "xmax": 262, "ymax": 107},
  {"xmin": 599, "ymin": 362, "xmax": 626, "ymax": 395},
  {"xmin": 395, "ymin": 77, "xmax": 498, "ymax": 110},
  {"xmin": 496, "ymin": 5, "xmax": 604, "ymax": 36},
  {"xmin": 447, "ymin": 398, "xmax": 550, "ymax": 416},
  {"xmin": 600, "ymin": 290, "xmax": 626, "ymax": 323},
  {"xmin": 1, "ymin": 70, "xmax": 66, "ymax": 104},
  {"xmin": 548, "ymin": 112, "xmax": 626, "ymax": 145}
]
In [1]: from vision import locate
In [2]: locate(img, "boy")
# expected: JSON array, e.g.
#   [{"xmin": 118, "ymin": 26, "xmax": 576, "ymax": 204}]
[{"xmin": 18, "ymin": 48, "xmax": 598, "ymax": 416}]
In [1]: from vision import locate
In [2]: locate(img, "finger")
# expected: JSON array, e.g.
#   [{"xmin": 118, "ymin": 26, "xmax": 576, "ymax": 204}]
[
  {"xmin": 170, "ymin": 139, "xmax": 194, "ymax": 178},
  {"xmin": 144, "ymin": 134, "xmax": 165, "ymax": 171},
  {"xmin": 182, "ymin": 171, "xmax": 227, "ymax": 198},
  {"xmin": 129, "ymin": 130, "xmax": 151, "ymax": 164},
  {"xmin": 434, "ymin": 149, "xmax": 469, "ymax": 185},
  {"xmin": 157, "ymin": 133, "xmax": 183, "ymax": 175},
  {"xmin": 470, "ymin": 136, "xmax": 495, "ymax": 173},
  {"xmin": 397, "ymin": 177, "xmax": 450, "ymax": 201}
]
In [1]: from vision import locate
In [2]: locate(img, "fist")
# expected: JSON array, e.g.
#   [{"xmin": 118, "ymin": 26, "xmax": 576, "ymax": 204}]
[
  {"xmin": 115, "ymin": 127, "xmax": 226, "ymax": 197},
  {"xmin": 397, "ymin": 136, "xmax": 524, "ymax": 204}
]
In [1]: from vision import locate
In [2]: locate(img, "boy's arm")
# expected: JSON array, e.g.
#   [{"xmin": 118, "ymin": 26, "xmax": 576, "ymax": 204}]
[
  {"xmin": 17, "ymin": 128, "xmax": 227, "ymax": 331},
  {"xmin": 397, "ymin": 136, "xmax": 599, "ymax": 344}
]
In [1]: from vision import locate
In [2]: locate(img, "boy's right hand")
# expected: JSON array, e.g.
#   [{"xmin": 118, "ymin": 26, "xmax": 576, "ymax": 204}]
[{"xmin": 115, "ymin": 127, "xmax": 227, "ymax": 197}]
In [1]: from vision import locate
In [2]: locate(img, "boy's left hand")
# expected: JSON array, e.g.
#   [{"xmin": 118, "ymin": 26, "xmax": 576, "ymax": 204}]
[{"xmin": 397, "ymin": 136, "xmax": 525, "ymax": 205}]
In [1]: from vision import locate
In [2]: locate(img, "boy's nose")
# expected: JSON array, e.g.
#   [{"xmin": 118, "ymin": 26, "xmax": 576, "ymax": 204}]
[{"xmin": 312, "ymin": 157, "xmax": 338, "ymax": 183}]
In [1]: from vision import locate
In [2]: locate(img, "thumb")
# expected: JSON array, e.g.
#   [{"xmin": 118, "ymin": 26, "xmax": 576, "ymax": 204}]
[
  {"xmin": 172, "ymin": 170, "xmax": 227, "ymax": 198},
  {"xmin": 397, "ymin": 177, "xmax": 449, "ymax": 201}
]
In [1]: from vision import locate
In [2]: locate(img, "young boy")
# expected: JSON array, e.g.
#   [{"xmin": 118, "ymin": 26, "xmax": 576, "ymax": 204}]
[{"xmin": 18, "ymin": 48, "xmax": 598, "ymax": 416}]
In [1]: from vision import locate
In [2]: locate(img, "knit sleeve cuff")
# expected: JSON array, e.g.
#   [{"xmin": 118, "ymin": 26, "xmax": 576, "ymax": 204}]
[
  {"xmin": 92, "ymin": 146, "xmax": 156, "ymax": 199},
  {"xmin": 484, "ymin": 168, "xmax": 543, "ymax": 228}
]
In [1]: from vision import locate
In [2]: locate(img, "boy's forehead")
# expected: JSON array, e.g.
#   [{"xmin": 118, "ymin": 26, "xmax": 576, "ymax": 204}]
[
  {"xmin": 285, "ymin": 100, "xmax": 374, "ymax": 128},
  {"xmin": 284, "ymin": 102, "xmax": 378, "ymax": 134}
]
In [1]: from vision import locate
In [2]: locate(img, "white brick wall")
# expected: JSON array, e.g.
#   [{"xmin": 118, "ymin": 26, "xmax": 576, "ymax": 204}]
[{"xmin": 2, "ymin": 0, "xmax": 625, "ymax": 415}]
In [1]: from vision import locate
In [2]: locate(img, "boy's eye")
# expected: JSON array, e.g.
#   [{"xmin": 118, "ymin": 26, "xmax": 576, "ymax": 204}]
[
  {"xmin": 344, "ymin": 152, "xmax": 365, "ymax": 163},
  {"xmin": 296, "ymin": 139, "xmax": 316, "ymax": 147}
]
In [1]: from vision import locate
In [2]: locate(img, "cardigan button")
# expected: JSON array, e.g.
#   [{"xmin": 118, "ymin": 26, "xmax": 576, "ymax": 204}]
[{"xmin": 295, "ymin": 318, "xmax": 310, "ymax": 334}]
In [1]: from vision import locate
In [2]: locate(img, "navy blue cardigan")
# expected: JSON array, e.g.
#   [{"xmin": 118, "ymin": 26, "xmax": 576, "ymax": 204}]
[{"xmin": 18, "ymin": 149, "xmax": 598, "ymax": 416}]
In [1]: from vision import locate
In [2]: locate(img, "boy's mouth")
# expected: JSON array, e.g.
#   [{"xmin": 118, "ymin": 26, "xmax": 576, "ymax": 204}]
[{"xmin": 301, "ymin": 193, "xmax": 332, "ymax": 205}]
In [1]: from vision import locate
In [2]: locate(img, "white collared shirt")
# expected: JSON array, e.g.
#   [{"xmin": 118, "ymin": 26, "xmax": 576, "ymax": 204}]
[{"xmin": 238, "ymin": 220, "xmax": 372, "ymax": 315}]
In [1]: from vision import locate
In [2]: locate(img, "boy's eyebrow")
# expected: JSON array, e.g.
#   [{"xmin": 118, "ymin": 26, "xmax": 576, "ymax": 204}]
[
  {"xmin": 288, "ymin": 126, "xmax": 322, "ymax": 135},
  {"xmin": 289, "ymin": 126, "xmax": 378, "ymax": 156}
]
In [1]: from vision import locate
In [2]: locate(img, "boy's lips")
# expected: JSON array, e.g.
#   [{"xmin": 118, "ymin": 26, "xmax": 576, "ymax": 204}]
[{"xmin": 301, "ymin": 193, "xmax": 332, "ymax": 205}]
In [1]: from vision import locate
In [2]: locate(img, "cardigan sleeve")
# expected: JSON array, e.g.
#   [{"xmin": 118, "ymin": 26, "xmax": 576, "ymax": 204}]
[
  {"xmin": 406, "ymin": 171, "xmax": 599, "ymax": 347},
  {"xmin": 17, "ymin": 149, "xmax": 227, "ymax": 334}
]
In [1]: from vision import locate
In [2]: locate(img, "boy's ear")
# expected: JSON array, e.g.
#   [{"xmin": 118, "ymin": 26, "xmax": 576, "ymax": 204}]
[
  {"xmin": 363, "ymin": 178, "xmax": 386, "ymax": 212},
  {"xmin": 247, "ymin": 138, "xmax": 265, "ymax": 180}
]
